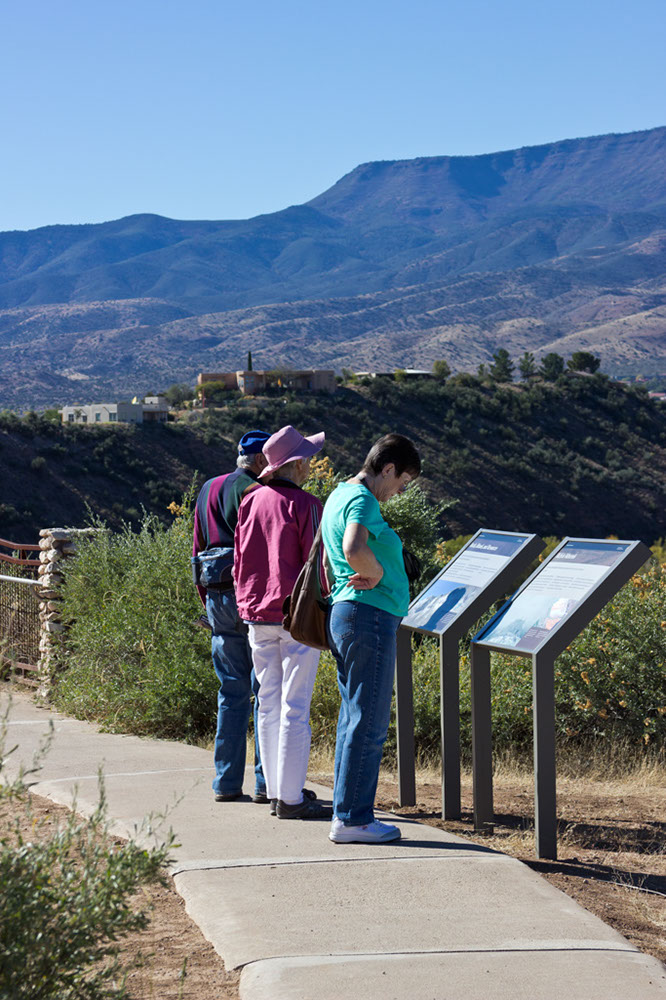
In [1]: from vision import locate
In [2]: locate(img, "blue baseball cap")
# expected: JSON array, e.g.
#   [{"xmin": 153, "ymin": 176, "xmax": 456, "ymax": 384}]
[{"xmin": 238, "ymin": 430, "xmax": 270, "ymax": 456}]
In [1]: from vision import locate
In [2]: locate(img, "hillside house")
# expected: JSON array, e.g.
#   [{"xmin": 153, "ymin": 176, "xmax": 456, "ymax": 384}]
[
  {"xmin": 60, "ymin": 396, "xmax": 170, "ymax": 425},
  {"xmin": 354, "ymin": 369, "xmax": 435, "ymax": 381},
  {"xmin": 197, "ymin": 369, "xmax": 336, "ymax": 395}
]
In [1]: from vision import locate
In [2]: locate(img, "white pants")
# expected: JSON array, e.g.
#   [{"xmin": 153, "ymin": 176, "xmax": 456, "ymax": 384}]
[{"xmin": 248, "ymin": 624, "xmax": 320, "ymax": 804}]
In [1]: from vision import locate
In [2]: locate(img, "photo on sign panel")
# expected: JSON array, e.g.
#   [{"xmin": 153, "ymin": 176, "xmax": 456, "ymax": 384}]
[
  {"xmin": 405, "ymin": 577, "xmax": 480, "ymax": 632},
  {"xmin": 403, "ymin": 531, "xmax": 528, "ymax": 635},
  {"xmin": 480, "ymin": 540, "xmax": 630, "ymax": 653}
]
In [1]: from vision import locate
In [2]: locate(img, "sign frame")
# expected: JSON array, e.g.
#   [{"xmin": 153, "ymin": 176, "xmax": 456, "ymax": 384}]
[
  {"xmin": 470, "ymin": 536, "xmax": 651, "ymax": 859},
  {"xmin": 403, "ymin": 529, "xmax": 545, "ymax": 639},
  {"xmin": 395, "ymin": 528, "xmax": 544, "ymax": 819}
]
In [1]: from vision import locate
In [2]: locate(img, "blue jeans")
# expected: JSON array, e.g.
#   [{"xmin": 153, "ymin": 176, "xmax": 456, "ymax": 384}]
[
  {"xmin": 206, "ymin": 589, "xmax": 265, "ymax": 797},
  {"xmin": 327, "ymin": 600, "xmax": 401, "ymax": 826}
]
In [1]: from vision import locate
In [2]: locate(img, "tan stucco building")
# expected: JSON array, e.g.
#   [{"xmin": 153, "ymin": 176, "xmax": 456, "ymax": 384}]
[{"xmin": 197, "ymin": 369, "xmax": 336, "ymax": 395}]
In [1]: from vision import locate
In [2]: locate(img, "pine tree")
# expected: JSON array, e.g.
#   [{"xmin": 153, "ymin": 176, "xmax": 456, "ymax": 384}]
[
  {"xmin": 489, "ymin": 348, "xmax": 514, "ymax": 383},
  {"xmin": 540, "ymin": 352, "xmax": 565, "ymax": 381},
  {"xmin": 567, "ymin": 351, "xmax": 601, "ymax": 373},
  {"xmin": 247, "ymin": 351, "xmax": 253, "ymax": 371},
  {"xmin": 518, "ymin": 351, "xmax": 537, "ymax": 380}
]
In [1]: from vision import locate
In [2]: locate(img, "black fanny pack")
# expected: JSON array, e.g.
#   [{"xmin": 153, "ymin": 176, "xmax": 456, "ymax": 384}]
[{"xmin": 191, "ymin": 546, "xmax": 234, "ymax": 590}]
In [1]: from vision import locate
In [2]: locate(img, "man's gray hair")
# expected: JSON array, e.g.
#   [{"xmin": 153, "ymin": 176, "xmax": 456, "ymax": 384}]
[{"xmin": 237, "ymin": 454, "xmax": 255, "ymax": 469}]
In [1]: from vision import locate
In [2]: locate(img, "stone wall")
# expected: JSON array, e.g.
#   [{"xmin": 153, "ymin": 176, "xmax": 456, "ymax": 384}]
[{"xmin": 36, "ymin": 527, "xmax": 96, "ymax": 697}]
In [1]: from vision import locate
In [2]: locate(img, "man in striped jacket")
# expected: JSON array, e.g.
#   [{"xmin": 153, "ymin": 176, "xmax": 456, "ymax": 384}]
[{"xmin": 193, "ymin": 430, "xmax": 270, "ymax": 803}]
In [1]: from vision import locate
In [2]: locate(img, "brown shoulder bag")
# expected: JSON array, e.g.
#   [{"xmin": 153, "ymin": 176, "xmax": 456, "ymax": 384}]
[{"xmin": 282, "ymin": 524, "xmax": 330, "ymax": 650}]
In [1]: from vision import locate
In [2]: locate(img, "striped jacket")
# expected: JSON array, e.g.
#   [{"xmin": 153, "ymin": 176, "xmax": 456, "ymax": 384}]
[{"xmin": 192, "ymin": 467, "xmax": 260, "ymax": 605}]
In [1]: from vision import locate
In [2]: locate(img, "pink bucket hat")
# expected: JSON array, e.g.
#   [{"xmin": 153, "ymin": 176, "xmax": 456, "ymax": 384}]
[{"xmin": 259, "ymin": 424, "xmax": 325, "ymax": 478}]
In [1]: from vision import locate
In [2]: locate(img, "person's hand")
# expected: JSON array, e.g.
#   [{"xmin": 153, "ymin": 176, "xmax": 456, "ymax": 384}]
[{"xmin": 347, "ymin": 570, "xmax": 382, "ymax": 590}]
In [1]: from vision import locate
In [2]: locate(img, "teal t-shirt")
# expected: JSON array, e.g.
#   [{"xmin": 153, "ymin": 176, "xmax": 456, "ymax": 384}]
[{"xmin": 321, "ymin": 481, "xmax": 409, "ymax": 618}]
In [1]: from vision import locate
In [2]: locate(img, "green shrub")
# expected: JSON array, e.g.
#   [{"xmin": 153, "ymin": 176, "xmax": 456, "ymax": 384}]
[
  {"xmin": 54, "ymin": 502, "xmax": 217, "ymax": 741},
  {"xmin": 380, "ymin": 483, "xmax": 452, "ymax": 594},
  {"xmin": 553, "ymin": 562, "xmax": 666, "ymax": 749},
  {"xmin": 0, "ymin": 729, "xmax": 173, "ymax": 999},
  {"xmin": 310, "ymin": 653, "xmax": 341, "ymax": 749}
]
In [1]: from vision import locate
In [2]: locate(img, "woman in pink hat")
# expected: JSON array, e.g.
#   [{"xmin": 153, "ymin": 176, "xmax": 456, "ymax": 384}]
[{"xmin": 234, "ymin": 425, "xmax": 331, "ymax": 820}]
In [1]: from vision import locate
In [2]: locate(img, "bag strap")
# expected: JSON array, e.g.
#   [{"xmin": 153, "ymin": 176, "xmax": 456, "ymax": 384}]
[{"xmin": 306, "ymin": 522, "xmax": 329, "ymax": 600}]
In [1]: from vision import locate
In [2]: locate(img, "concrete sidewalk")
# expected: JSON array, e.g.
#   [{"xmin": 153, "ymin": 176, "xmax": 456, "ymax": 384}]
[{"xmin": 2, "ymin": 688, "xmax": 665, "ymax": 1000}]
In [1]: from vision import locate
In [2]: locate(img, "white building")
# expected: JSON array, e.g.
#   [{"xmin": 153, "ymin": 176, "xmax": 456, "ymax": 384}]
[
  {"xmin": 61, "ymin": 397, "xmax": 169, "ymax": 425},
  {"xmin": 141, "ymin": 396, "xmax": 170, "ymax": 421}
]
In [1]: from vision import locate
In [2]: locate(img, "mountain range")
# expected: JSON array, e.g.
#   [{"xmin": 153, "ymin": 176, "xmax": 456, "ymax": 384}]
[{"xmin": 2, "ymin": 126, "xmax": 666, "ymax": 407}]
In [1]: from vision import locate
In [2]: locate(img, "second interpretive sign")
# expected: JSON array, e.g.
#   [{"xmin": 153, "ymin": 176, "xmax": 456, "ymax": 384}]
[{"xmin": 478, "ymin": 539, "xmax": 632, "ymax": 654}]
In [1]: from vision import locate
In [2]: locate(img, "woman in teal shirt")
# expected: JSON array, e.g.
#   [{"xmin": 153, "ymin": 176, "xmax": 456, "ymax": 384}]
[{"xmin": 321, "ymin": 433, "xmax": 421, "ymax": 844}]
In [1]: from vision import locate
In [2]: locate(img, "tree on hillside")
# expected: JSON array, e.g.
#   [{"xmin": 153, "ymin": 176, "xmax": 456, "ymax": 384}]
[
  {"xmin": 247, "ymin": 351, "xmax": 253, "ymax": 371},
  {"xmin": 540, "ymin": 352, "xmax": 565, "ymax": 381},
  {"xmin": 164, "ymin": 383, "xmax": 195, "ymax": 406},
  {"xmin": 194, "ymin": 380, "xmax": 231, "ymax": 405},
  {"xmin": 489, "ymin": 348, "xmax": 514, "ymax": 383},
  {"xmin": 568, "ymin": 351, "xmax": 601, "ymax": 374},
  {"xmin": 518, "ymin": 351, "xmax": 537, "ymax": 380},
  {"xmin": 432, "ymin": 359, "xmax": 451, "ymax": 382}
]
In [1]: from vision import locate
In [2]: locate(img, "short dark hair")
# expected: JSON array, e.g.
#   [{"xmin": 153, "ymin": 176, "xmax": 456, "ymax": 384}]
[{"xmin": 362, "ymin": 434, "xmax": 421, "ymax": 478}]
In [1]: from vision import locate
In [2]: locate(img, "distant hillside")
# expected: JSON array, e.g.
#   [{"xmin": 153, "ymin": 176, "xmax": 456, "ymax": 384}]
[
  {"xmin": 2, "ymin": 126, "xmax": 666, "ymax": 407},
  {"xmin": 2, "ymin": 374, "xmax": 665, "ymax": 547}
]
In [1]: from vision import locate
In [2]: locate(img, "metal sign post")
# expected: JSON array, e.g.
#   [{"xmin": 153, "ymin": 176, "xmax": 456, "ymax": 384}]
[
  {"xmin": 532, "ymin": 648, "xmax": 557, "ymax": 860},
  {"xmin": 395, "ymin": 529, "xmax": 544, "ymax": 817},
  {"xmin": 472, "ymin": 537, "xmax": 651, "ymax": 859},
  {"xmin": 395, "ymin": 625, "xmax": 416, "ymax": 806},
  {"xmin": 470, "ymin": 643, "xmax": 493, "ymax": 832},
  {"xmin": 439, "ymin": 633, "xmax": 461, "ymax": 819}
]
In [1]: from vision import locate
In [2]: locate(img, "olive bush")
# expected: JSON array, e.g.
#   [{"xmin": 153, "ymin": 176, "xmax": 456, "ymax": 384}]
[
  {"xmin": 54, "ymin": 502, "xmax": 216, "ymax": 740},
  {"xmin": 0, "ymin": 728, "xmax": 173, "ymax": 999}
]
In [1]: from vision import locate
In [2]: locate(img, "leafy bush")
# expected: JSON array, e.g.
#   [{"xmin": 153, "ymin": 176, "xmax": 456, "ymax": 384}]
[
  {"xmin": 0, "ymin": 729, "xmax": 172, "ymax": 999},
  {"xmin": 380, "ymin": 484, "xmax": 451, "ymax": 594},
  {"xmin": 554, "ymin": 562, "xmax": 666, "ymax": 748},
  {"xmin": 54, "ymin": 500, "xmax": 217, "ymax": 741}
]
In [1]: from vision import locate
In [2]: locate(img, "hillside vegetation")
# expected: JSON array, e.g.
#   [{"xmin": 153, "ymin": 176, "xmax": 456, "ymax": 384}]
[
  {"xmin": 2, "ymin": 127, "xmax": 666, "ymax": 407},
  {"xmin": 1, "ymin": 372, "xmax": 665, "ymax": 545}
]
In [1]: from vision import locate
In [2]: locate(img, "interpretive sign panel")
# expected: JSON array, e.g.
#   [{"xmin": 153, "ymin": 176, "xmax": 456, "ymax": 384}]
[
  {"xmin": 471, "ymin": 536, "xmax": 651, "ymax": 859},
  {"xmin": 403, "ymin": 530, "xmax": 536, "ymax": 635},
  {"xmin": 477, "ymin": 539, "xmax": 632, "ymax": 654}
]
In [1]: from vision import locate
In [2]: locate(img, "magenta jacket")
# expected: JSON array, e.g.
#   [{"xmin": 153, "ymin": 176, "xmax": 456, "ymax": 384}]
[{"xmin": 234, "ymin": 477, "xmax": 323, "ymax": 624}]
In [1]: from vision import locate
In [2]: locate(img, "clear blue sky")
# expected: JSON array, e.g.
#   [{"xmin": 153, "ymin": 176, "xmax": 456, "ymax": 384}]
[{"xmin": 2, "ymin": 0, "xmax": 665, "ymax": 232}]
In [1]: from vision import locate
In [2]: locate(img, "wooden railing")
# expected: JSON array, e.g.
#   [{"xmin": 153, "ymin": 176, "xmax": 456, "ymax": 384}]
[
  {"xmin": 0, "ymin": 536, "xmax": 41, "ymax": 568},
  {"xmin": 0, "ymin": 536, "xmax": 41, "ymax": 684}
]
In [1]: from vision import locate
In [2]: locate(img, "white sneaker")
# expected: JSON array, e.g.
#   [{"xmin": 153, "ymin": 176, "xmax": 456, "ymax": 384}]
[{"xmin": 329, "ymin": 817, "xmax": 401, "ymax": 844}]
